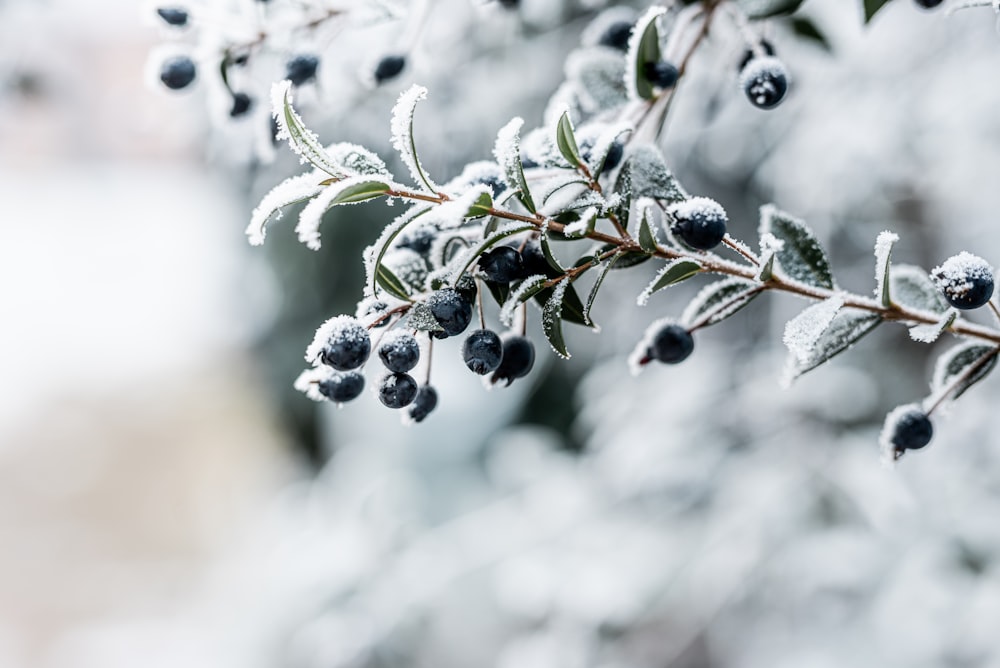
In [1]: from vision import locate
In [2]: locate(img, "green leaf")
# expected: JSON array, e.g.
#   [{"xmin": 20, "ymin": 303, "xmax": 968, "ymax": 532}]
[
  {"xmin": 331, "ymin": 180, "xmax": 392, "ymax": 205},
  {"xmin": 788, "ymin": 16, "xmax": 832, "ymax": 51},
  {"xmin": 540, "ymin": 234, "xmax": 566, "ymax": 273},
  {"xmin": 637, "ymin": 259, "xmax": 702, "ymax": 306},
  {"xmin": 681, "ymin": 278, "xmax": 762, "ymax": 328},
  {"xmin": 535, "ymin": 281, "xmax": 591, "ymax": 328},
  {"xmin": 931, "ymin": 343, "xmax": 999, "ymax": 402},
  {"xmin": 638, "ymin": 205, "xmax": 659, "ymax": 253},
  {"xmin": 873, "ymin": 231, "xmax": 898, "ymax": 308},
  {"xmin": 465, "ymin": 191, "xmax": 494, "ymax": 218},
  {"xmin": 759, "ymin": 204, "xmax": 836, "ymax": 290},
  {"xmin": 863, "ymin": 0, "xmax": 893, "ymax": 23},
  {"xmin": 738, "ymin": 0, "xmax": 806, "ymax": 19},
  {"xmin": 629, "ymin": 8, "xmax": 664, "ymax": 101},
  {"xmin": 555, "ymin": 111, "xmax": 583, "ymax": 169},
  {"xmin": 500, "ymin": 274, "xmax": 549, "ymax": 326},
  {"xmin": 376, "ymin": 264, "xmax": 412, "ymax": 302},
  {"xmin": 584, "ymin": 254, "xmax": 619, "ymax": 326},
  {"xmin": 275, "ymin": 82, "xmax": 343, "ymax": 178},
  {"xmin": 368, "ymin": 205, "xmax": 433, "ymax": 298},
  {"xmin": 628, "ymin": 145, "xmax": 687, "ymax": 204},
  {"xmin": 486, "ymin": 279, "xmax": 510, "ymax": 308},
  {"xmin": 611, "ymin": 160, "xmax": 633, "ymax": 231},
  {"xmin": 390, "ymin": 85, "xmax": 438, "ymax": 193},
  {"xmin": 542, "ymin": 280, "xmax": 571, "ymax": 359},
  {"xmin": 909, "ymin": 309, "xmax": 957, "ymax": 344},
  {"xmin": 890, "ymin": 265, "xmax": 949, "ymax": 314},
  {"xmin": 598, "ymin": 243, "xmax": 651, "ymax": 269},
  {"xmin": 784, "ymin": 310, "xmax": 883, "ymax": 382},
  {"xmin": 494, "ymin": 117, "xmax": 536, "ymax": 214}
]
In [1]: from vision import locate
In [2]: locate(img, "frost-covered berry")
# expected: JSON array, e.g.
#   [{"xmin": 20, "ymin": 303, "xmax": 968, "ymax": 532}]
[
  {"xmin": 914, "ymin": 0, "xmax": 944, "ymax": 8},
  {"xmin": 892, "ymin": 409, "xmax": 933, "ymax": 450},
  {"xmin": 490, "ymin": 334, "xmax": 535, "ymax": 386},
  {"xmin": 311, "ymin": 316, "xmax": 371, "ymax": 370},
  {"xmin": 643, "ymin": 60, "xmax": 679, "ymax": 89},
  {"xmin": 463, "ymin": 329, "xmax": 504, "ymax": 375},
  {"xmin": 378, "ymin": 331, "xmax": 420, "ymax": 373},
  {"xmin": 932, "ymin": 252, "xmax": 995, "ymax": 310},
  {"xmin": 740, "ymin": 56, "xmax": 789, "ymax": 110},
  {"xmin": 156, "ymin": 7, "xmax": 189, "ymax": 26},
  {"xmin": 601, "ymin": 141, "xmax": 624, "ymax": 173},
  {"xmin": 407, "ymin": 385, "xmax": 438, "ymax": 423},
  {"xmin": 285, "ymin": 54, "xmax": 320, "ymax": 86},
  {"xmin": 378, "ymin": 372, "xmax": 419, "ymax": 409},
  {"xmin": 396, "ymin": 222, "xmax": 437, "ymax": 255},
  {"xmin": 428, "ymin": 288, "xmax": 473, "ymax": 339},
  {"xmin": 374, "ymin": 55, "xmax": 406, "ymax": 84},
  {"xmin": 229, "ymin": 92, "xmax": 253, "ymax": 117},
  {"xmin": 479, "ymin": 246, "xmax": 525, "ymax": 284},
  {"xmin": 668, "ymin": 197, "xmax": 728, "ymax": 251},
  {"xmin": 649, "ymin": 323, "xmax": 694, "ymax": 364},
  {"xmin": 159, "ymin": 56, "xmax": 196, "ymax": 90},
  {"xmin": 357, "ymin": 298, "xmax": 391, "ymax": 328},
  {"xmin": 598, "ymin": 21, "xmax": 633, "ymax": 51},
  {"xmin": 318, "ymin": 371, "xmax": 365, "ymax": 404}
]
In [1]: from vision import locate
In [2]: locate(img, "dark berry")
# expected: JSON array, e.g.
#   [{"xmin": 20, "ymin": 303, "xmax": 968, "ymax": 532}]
[
  {"xmin": 598, "ymin": 21, "xmax": 633, "ymax": 51},
  {"xmin": 648, "ymin": 323, "xmax": 694, "ymax": 364},
  {"xmin": 521, "ymin": 155, "xmax": 539, "ymax": 170},
  {"xmin": 600, "ymin": 141, "xmax": 624, "ymax": 173},
  {"xmin": 738, "ymin": 40, "xmax": 775, "ymax": 72},
  {"xmin": 285, "ymin": 54, "xmax": 320, "ymax": 86},
  {"xmin": 479, "ymin": 175, "xmax": 505, "ymax": 199},
  {"xmin": 318, "ymin": 318, "xmax": 371, "ymax": 370},
  {"xmin": 498, "ymin": 0, "xmax": 519, "ymax": 8},
  {"xmin": 740, "ymin": 56, "xmax": 788, "ymax": 110},
  {"xmin": 914, "ymin": 0, "xmax": 944, "ymax": 7},
  {"xmin": 521, "ymin": 240, "xmax": 551, "ymax": 277},
  {"xmin": 357, "ymin": 299, "xmax": 391, "ymax": 327},
  {"xmin": 932, "ymin": 252, "xmax": 995, "ymax": 310},
  {"xmin": 378, "ymin": 331, "xmax": 420, "ymax": 373},
  {"xmin": 156, "ymin": 7, "xmax": 189, "ymax": 26},
  {"xmin": 668, "ymin": 197, "xmax": 728, "ymax": 251},
  {"xmin": 229, "ymin": 92, "xmax": 253, "ymax": 117},
  {"xmin": 318, "ymin": 371, "xmax": 365, "ymax": 404},
  {"xmin": 463, "ymin": 329, "xmax": 504, "ymax": 375},
  {"xmin": 374, "ymin": 55, "xmax": 406, "ymax": 84},
  {"xmin": 891, "ymin": 409, "xmax": 933, "ymax": 451},
  {"xmin": 428, "ymin": 288, "xmax": 473, "ymax": 339},
  {"xmin": 643, "ymin": 60, "xmax": 679, "ymax": 89},
  {"xmin": 455, "ymin": 274, "xmax": 479, "ymax": 305},
  {"xmin": 378, "ymin": 372, "xmax": 419, "ymax": 409},
  {"xmin": 159, "ymin": 56, "xmax": 196, "ymax": 90},
  {"xmin": 490, "ymin": 334, "xmax": 535, "ymax": 386},
  {"xmin": 408, "ymin": 385, "xmax": 438, "ymax": 423},
  {"xmin": 479, "ymin": 247, "xmax": 525, "ymax": 284}
]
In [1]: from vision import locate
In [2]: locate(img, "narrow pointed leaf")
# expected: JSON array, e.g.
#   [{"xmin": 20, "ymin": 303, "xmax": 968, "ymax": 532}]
[
  {"xmin": 331, "ymin": 180, "xmax": 393, "ymax": 205},
  {"xmin": 500, "ymin": 274, "xmax": 548, "ymax": 326},
  {"xmin": 682, "ymin": 278, "xmax": 762, "ymax": 328},
  {"xmin": 759, "ymin": 204, "xmax": 835, "ymax": 289},
  {"xmin": 555, "ymin": 111, "xmax": 583, "ymax": 169},
  {"xmin": 542, "ymin": 280, "xmax": 571, "ymax": 359},
  {"xmin": 271, "ymin": 82, "xmax": 343, "ymax": 177},
  {"xmin": 376, "ymin": 264, "xmax": 412, "ymax": 301},
  {"xmin": 863, "ymin": 0, "xmax": 893, "ymax": 23},
  {"xmin": 873, "ymin": 231, "xmax": 898, "ymax": 308},
  {"xmin": 626, "ymin": 7, "xmax": 664, "ymax": 101},
  {"xmin": 638, "ymin": 204, "xmax": 659, "ymax": 252},
  {"xmin": 637, "ymin": 259, "xmax": 702, "ymax": 306},
  {"xmin": 494, "ymin": 118, "xmax": 536, "ymax": 213},
  {"xmin": 584, "ymin": 254, "xmax": 620, "ymax": 325},
  {"xmin": 390, "ymin": 84, "xmax": 437, "ymax": 192}
]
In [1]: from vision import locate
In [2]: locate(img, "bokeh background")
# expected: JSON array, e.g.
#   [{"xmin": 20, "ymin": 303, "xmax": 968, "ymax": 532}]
[{"xmin": 4, "ymin": 0, "xmax": 1000, "ymax": 666}]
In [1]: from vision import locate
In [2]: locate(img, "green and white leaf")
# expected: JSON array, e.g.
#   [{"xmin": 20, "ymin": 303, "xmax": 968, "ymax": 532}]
[
  {"xmin": 296, "ymin": 176, "xmax": 395, "ymax": 250},
  {"xmin": 390, "ymin": 84, "xmax": 438, "ymax": 193},
  {"xmin": 363, "ymin": 204, "xmax": 433, "ymax": 299},
  {"xmin": 562, "ymin": 206, "xmax": 598, "ymax": 238},
  {"xmin": 493, "ymin": 117, "xmax": 536, "ymax": 213},
  {"xmin": 541, "ymin": 177, "xmax": 590, "ymax": 207},
  {"xmin": 756, "ymin": 233, "xmax": 782, "ymax": 281},
  {"xmin": 782, "ymin": 294, "xmax": 845, "ymax": 365},
  {"xmin": 909, "ymin": 309, "xmax": 957, "ymax": 344},
  {"xmin": 637, "ymin": 259, "xmax": 702, "ymax": 306},
  {"xmin": 246, "ymin": 171, "xmax": 325, "ymax": 246},
  {"xmin": 637, "ymin": 201, "xmax": 660, "ymax": 252},
  {"xmin": 555, "ymin": 110, "xmax": 583, "ymax": 168},
  {"xmin": 587, "ymin": 122, "xmax": 632, "ymax": 175},
  {"xmin": 583, "ymin": 253, "xmax": 619, "ymax": 326},
  {"xmin": 873, "ymin": 230, "xmax": 898, "ymax": 307},
  {"xmin": 500, "ymin": 274, "xmax": 548, "ymax": 326},
  {"xmin": 625, "ymin": 6, "xmax": 665, "ymax": 101},
  {"xmin": 375, "ymin": 264, "xmax": 412, "ymax": 301},
  {"xmin": 682, "ymin": 278, "xmax": 762, "ymax": 328},
  {"xmin": 542, "ymin": 279, "xmax": 571, "ymax": 359},
  {"xmin": 783, "ymin": 310, "xmax": 882, "ymax": 384},
  {"xmin": 930, "ymin": 342, "xmax": 999, "ymax": 403},
  {"xmin": 539, "ymin": 233, "xmax": 566, "ymax": 273},
  {"xmin": 325, "ymin": 142, "xmax": 392, "ymax": 178},
  {"xmin": 759, "ymin": 204, "xmax": 836, "ymax": 289},
  {"xmin": 271, "ymin": 81, "xmax": 343, "ymax": 178},
  {"xmin": 889, "ymin": 264, "xmax": 949, "ymax": 314},
  {"xmin": 629, "ymin": 144, "xmax": 687, "ymax": 203}
]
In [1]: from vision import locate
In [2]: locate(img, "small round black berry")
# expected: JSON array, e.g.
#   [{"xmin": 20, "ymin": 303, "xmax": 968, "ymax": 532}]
[
  {"xmin": 891, "ymin": 409, "xmax": 934, "ymax": 451},
  {"xmin": 378, "ymin": 331, "xmax": 420, "ymax": 373},
  {"xmin": 932, "ymin": 252, "xmax": 995, "ymax": 310},
  {"xmin": 374, "ymin": 55, "xmax": 406, "ymax": 84},
  {"xmin": 463, "ymin": 329, "xmax": 504, "ymax": 375},
  {"xmin": 317, "ymin": 317, "xmax": 371, "ymax": 371},
  {"xmin": 407, "ymin": 385, "xmax": 438, "ymax": 423},
  {"xmin": 428, "ymin": 288, "xmax": 473, "ymax": 339},
  {"xmin": 156, "ymin": 7, "xmax": 189, "ymax": 26},
  {"xmin": 490, "ymin": 334, "xmax": 535, "ymax": 386},
  {"xmin": 668, "ymin": 197, "xmax": 728, "ymax": 251},
  {"xmin": 740, "ymin": 56, "xmax": 789, "ymax": 110},
  {"xmin": 318, "ymin": 371, "xmax": 365, "ymax": 404},
  {"xmin": 648, "ymin": 323, "xmax": 694, "ymax": 364},
  {"xmin": 229, "ymin": 92, "xmax": 253, "ymax": 117},
  {"xmin": 396, "ymin": 224, "xmax": 437, "ymax": 255},
  {"xmin": 914, "ymin": 0, "xmax": 944, "ymax": 8},
  {"xmin": 598, "ymin": 21, "xmax": 633, "ymax": 51},
  {"xmin": 643, "ymin": 60, "xmax": 679, "ymax": 89},
  {"xmin": 159, "ymin": 55, "xmax": 196, "ymax": 90},
  {"xmin": 455, "ymin": 274, "xmax": 479, "ymax": 306},
  {"xmin": 285, "ymin": 54, "xmax": 320, "ymax": 86},
  {"xmin": 600, "ymin": 141, "xmax": 624, "ymax": 173},
  {"xmin": 479, "ymin": 247, "xmax": 525, "ymax": 284},
  {"xmin": 378, "ymin": 372, "xmax": 419, "ymax": 409},
  {"xmin": 738, "ymin": 40, "xmax": 775, "ymax": 73},
  {"xmin": 520, "ymin": 240, "xmax": 551, "ymax": 278}
]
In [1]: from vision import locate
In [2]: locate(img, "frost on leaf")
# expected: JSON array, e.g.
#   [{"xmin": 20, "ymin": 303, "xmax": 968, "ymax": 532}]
[
  {"xmin": 908, "ymin": 309, "xmax": 957, "ymax": 344},
  {"xmin": 756, "ymin": 233, "xmax": 783, "ymax": 282},
  {"xmin": 390, "ymin": 84, "xmax": 438, "ymax": 193},
  {"xmin": 325, "ymin": 142, "xmax": 392, "ymax": 178},
  {"xmin": 628, "ymin": 144, "xmax": 687, "ymax": 203},
  {"xmin": 889, "ymin": 264, "xmax": 949, "ymax": 314},
  {"xmin": 759, "ymin": 204, "xmax": 835, "ymax": 290},
  {"xmin": 682, "ymin": 278, "xmax": 761, "ymax": 329},
  {"xmin": 363, "ymin": 204, "xmax": 433, "ymax": 299},
  {"xmin": 246, "ymin": 171, "xmax": 324, "ymax": 246},
  {"xmin": 585, "ymin": 121, "xmax": 632, "ymax": 175},
  {"xmin": 783, "ymin": 309, "xmax": 882, "ymax": 385},
  {"xmin": 637, "ymin": 259, "xmax": 701, "ymax": 306},
  {"xmin": 565, "ymin": 49, "xmax": 628, "ymax": 115},
  {"xmin": 271, "ymin": 81, "xmax": 343, "ymax": 177},
  {"xmin": 625, "ymin": 6, "xmax": 665, "ymax": 101},
  {"xmin": 542, "ymin": 279, "xmax": 571, "ymax": 359},
  {"xmin": 500, "ymin": 275, "xmax": 548, "ymax": 327},
  {"xmin": 930, "ymin": 342, "xmax": 999, "ymax": 404},
  {"xmin": 494, "ymin": 117, "xmax": 536, "ymax": 213},
  {"xmin": 296, "ymin": 176, "xmax": 393, "ymax": 250},
  {"xmin": 873, "ymin": 231, "xmax": 898, "ymax": 307},
  {"xmin": 563, "ymin": 206, "xmax": 598, "ymax": 238},
  {"xmin": 783, "ymin": 295, "xmax": 845, "ymax": 366}
]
